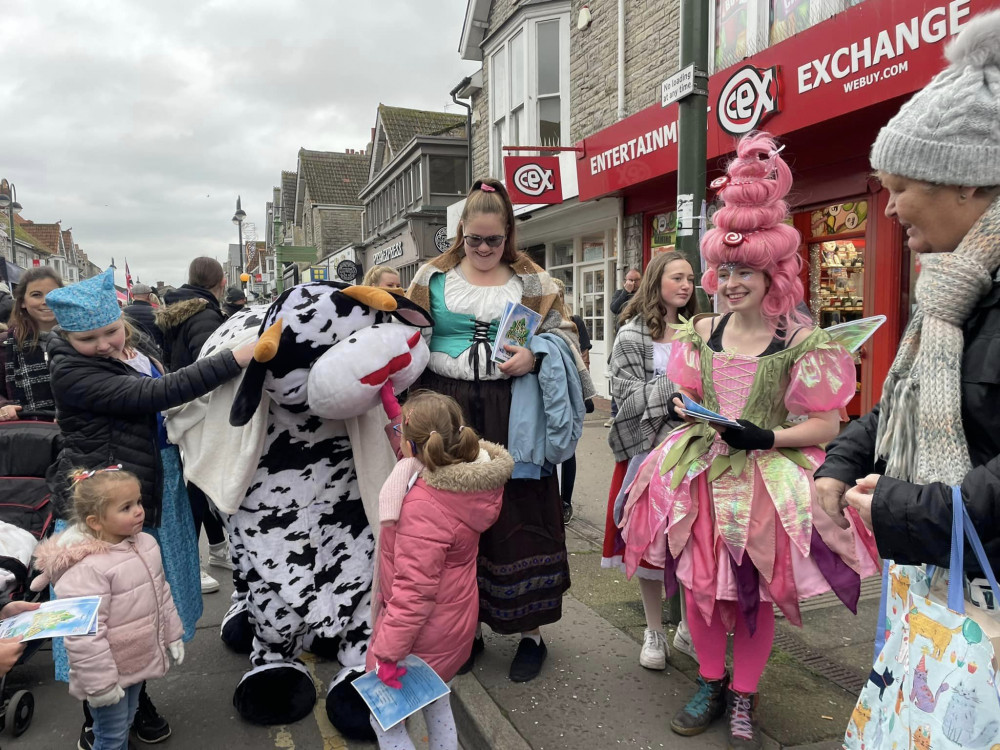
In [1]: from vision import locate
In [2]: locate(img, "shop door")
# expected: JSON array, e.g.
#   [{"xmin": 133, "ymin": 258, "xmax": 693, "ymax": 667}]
[{"xmin": 579, "ymin": 262, "xmax": 608, "ymax": 396}]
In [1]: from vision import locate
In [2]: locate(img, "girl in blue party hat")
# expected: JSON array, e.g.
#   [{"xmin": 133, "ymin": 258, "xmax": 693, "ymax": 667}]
[{"xmin": 42, "ymin": 268, "xmax": 255, "ymax": 747}]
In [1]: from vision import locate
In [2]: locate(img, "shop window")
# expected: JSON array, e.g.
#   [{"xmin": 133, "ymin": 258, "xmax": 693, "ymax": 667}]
[
  {"xmin": 806, "ymin": 200, "xmax": 869, "ymax": 327},
  {"xmin": 486, "ymin": 7, "xmax": 570, "ymax": 175},
  {"xmin": 711, "ymin": 0, "xmax": 869, "ymax": 73},
  {"xmin": 580, "ymin": 266, "xmax": 606, "ymax": 343},
  {"xmin": 429, "ymin": 157, "xmax": 467, "ymax": 195},
  {"xmin": 550, "ymin": 240, "xmax": 574, "ymax": 267},
  {"xmin": 403, "ymin": 169, "xmax": 412, "ymax": 206}
]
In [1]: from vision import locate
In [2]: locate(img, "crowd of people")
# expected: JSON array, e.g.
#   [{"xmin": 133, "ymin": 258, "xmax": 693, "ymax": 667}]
[{"xmin": 0, "ymin": 8, "xmax": 997, "ymax": 750}]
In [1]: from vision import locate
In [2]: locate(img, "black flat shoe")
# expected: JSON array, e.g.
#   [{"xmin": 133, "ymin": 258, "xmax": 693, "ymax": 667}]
[
  {"xmin": 457, "ymin": 636, "xmax": 485, "ymax": 675},
  {"xmin": 509, "ymin": 637, "xmax": 547, "ymax": 683}
]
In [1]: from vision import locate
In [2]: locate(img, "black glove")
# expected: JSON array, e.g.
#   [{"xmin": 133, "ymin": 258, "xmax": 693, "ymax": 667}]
[
  {"xmin": 720, "ymin": 419, "xmax": 774, "ymax": 451},
  {"xmin": 666, "ymin": 392, "xmax": 684, "ymax": 421}
]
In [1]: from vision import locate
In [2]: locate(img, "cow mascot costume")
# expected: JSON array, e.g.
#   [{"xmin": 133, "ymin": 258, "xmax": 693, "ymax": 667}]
[{"xmin": 172, "ymin": 282, "xmax": 432, "ymax": 735}]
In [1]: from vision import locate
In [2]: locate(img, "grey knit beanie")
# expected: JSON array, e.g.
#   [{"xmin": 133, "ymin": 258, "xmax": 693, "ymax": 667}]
[{"xmin": 871, "ymin": 8, "xmax": 1000, "ymax": 186}]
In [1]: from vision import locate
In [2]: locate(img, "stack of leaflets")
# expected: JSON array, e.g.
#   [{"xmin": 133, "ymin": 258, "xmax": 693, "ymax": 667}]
[
  {"xmin": 352, "ymin": 654, "xmax": 451, "ymax": 732},
  {"xmin": 0, "ymin": 596, "xmax": 101, "ymax": 641},
  {"xmin": 492, "ymin": 301, "xmax": 542, "ymax": 364}
]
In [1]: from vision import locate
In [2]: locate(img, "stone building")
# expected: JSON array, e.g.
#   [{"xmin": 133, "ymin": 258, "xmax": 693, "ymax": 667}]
[
  {"xmin": 357, "ymin": 104, "xmax": 468, "ymax": 288},
  {"xmin": 291, "ymin": 148, "xmax": 370, "ymax": 262}
]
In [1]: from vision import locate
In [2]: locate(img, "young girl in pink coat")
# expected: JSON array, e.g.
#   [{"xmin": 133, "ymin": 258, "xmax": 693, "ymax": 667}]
[
  {"xmin": 33, "ymin": 466, "xmax": 183, "ymax": 750},
  {"xmin": 367, "ymin": 391, "xmax": 511, "ymax": 750}
]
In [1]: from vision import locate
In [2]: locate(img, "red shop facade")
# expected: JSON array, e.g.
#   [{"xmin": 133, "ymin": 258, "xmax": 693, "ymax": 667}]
[{"xmin": 575, "ymin": 0, "xmax": 999, "ymax": 417}]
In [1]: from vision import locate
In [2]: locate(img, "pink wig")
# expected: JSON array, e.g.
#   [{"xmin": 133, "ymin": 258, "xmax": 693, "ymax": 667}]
[{"xmin": 701, "ymin": 132, "xmax": 811, "ymax": 336}]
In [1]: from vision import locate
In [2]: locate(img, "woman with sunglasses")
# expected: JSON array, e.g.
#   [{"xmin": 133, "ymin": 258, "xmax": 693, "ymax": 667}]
[{"xmin": 407, "ymin": 178, "xmax": 587, "ymax": 683}]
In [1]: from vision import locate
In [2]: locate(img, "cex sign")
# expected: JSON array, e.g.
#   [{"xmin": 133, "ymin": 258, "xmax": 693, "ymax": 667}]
[
  {"xmin": 503, "ymin": 156, "xmax": 563, "ymax": 204},
  {"xmin": 576, "ymin": 0, "xmax": 991, "ymax": 201}
]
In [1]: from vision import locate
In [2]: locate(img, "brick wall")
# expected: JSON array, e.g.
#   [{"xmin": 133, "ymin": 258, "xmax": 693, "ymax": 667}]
[
  {"xmin": 319, "ymin": 208, "xmax": 363, "ymax": 258},
  {"xmin": 572, "ymin": 0, "xmax": 682, "ymax": 141}
]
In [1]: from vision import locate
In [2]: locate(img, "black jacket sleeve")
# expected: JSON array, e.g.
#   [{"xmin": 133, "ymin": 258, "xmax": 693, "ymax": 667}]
[
  {"xmin": 52, "ymin": 351, "xmax": 242, "ymax": 417},
  {"xmin": 610, "ymin": 289, "xmax": 632, "ymax": 316},
  {"xmin": 182, "ymin": 309, "xmax": 225, "ymax": 363},
  {"xmin": 814, "ymin": 405, "xmax": 883, "ymax": 485},
  {"xmin": 871, "ymin": 455, "xmax": 1000, "ymax": 575}
]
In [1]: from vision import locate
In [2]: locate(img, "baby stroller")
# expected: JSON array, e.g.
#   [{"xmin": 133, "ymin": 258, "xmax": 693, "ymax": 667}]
[{"xmin": 0, "ymin": 411, "xmax": 60, "ymax": 738}]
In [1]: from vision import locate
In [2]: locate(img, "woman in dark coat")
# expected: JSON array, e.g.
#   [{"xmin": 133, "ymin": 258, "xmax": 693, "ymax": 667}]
[
  {"xmin": 815, "ymin": 10, "xmax": 1000, "ymax": 600},
  {"xmin": 0, "ymin": 267, "xmax": 63, "ymax": 421}
]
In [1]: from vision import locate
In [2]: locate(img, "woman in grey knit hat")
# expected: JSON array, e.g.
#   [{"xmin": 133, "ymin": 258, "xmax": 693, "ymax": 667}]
[{"xmin": 814, "ymin": 8, "xmax": 1000, "ymax": 607}]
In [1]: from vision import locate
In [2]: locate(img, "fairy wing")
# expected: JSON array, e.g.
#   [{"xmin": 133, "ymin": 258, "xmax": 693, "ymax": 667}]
[{"xmin": 824, "ymin": 315, "xmax": 887, "ymax": 354}]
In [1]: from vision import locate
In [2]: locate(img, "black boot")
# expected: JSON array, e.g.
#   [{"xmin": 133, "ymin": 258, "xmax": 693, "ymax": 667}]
[
  {"xmin": 132, "ymin": 682, "xmax": 171, "ymax": 744},
  {"xmin": 456, "ymin": 636, "xmax": 485, "ymax": 675},
  {"xmin": 670, "ymin": 673, "xmax": 730, "ymax": 736},
  {"xmin": 78, "ymin": 701, "xmax": 94, "ymax": 750}
]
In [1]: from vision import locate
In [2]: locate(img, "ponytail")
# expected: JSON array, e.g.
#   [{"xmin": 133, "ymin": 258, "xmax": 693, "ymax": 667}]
[{"xmin": 401, "ymin": 391, "xmax": 481, "ymax": 471}]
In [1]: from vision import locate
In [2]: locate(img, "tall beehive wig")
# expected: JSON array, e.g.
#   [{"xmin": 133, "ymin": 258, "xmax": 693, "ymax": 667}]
[{"xmin": 701, "ymin": 132, "xmax": 811, "ymax": 335}]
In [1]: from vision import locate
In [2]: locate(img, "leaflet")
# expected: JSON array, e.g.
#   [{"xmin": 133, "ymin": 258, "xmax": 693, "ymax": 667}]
[
  {"xmin": 492, "ymin": 301, "xmax": 543, "ymax": 364},
  {"xmin": 681, "ymin": 395, "xmax": 744, "ymax": 430},
  {"xmin": 0, "ymin": 596, "xmax": 101, "ymax": 641},
  {"xmin": 352, "ymin": 654, "xmax": 451, "ymax": 732}
]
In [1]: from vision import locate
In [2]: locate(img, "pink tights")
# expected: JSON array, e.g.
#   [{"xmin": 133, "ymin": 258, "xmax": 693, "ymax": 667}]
[{"xmin": 683, "ymin": 588, "xmax": 774, "ymax": 694}]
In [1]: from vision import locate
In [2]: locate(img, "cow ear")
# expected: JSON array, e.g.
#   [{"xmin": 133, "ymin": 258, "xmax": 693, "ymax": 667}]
[
  {"xmin": 389, "ymin": 295, "xmax": 434, "ymax": 328},
  {"xmin": 230, "ymin": 360, "xmax": 267, "ymax": 426}
]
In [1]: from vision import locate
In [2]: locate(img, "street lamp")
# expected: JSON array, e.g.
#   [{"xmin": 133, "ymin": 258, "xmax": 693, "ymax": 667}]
[
  {"xmin": 232, "ymin": 195, "xmax": 247, "ymax": 293},
  {"xmin": 0, "ymin": 179, "xmax": 23, "ymax": 284}
]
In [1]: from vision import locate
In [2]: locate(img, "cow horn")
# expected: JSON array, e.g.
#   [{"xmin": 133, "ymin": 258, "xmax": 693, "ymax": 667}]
[
  {"xmin": 254, "ymin": 318, "xmax": 283, "ymax": 362},
  {"xmin": 341, "ymin": 285, "xmax": 398, "ymax": 311}
]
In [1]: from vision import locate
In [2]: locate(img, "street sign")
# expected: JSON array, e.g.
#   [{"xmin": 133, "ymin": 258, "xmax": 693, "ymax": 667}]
[
  {"xmin": 503, "ymin": 156, "xmax": 562, "ymax": 205},
  {"xmin": 661, "ymin": 64, "xmax": 695, "ymax": 107}
]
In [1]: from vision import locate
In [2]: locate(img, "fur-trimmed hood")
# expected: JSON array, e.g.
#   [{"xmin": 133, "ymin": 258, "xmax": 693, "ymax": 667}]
[
  {"xmin": 421, "ymin": 440, "xmax": 512, "ymax": 494},
  {"xmin": 32, "ymin": 524, "xmax": 114, "ymax": 588},
  {"xmin": 417, "ymin": 440, "xmax": 511, "ymax": 534},
  {"xmin": 154, "ymin": 297, "xmax": 209, "ymax": 331}
]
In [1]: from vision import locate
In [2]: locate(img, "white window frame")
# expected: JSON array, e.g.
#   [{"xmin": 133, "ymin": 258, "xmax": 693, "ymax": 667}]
[{"xmin": 486, "ymin": 2, "xmax": 571, "ymax": 176}]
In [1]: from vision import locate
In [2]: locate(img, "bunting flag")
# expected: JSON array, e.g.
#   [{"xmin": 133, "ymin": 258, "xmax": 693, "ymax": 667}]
[{"xmin": 124, "ymin": 260, "xmax": 133, "ymax": 303}]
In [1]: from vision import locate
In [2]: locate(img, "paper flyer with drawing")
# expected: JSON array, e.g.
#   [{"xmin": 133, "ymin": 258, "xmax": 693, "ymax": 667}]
[
  {"xmin": 352, "ymin": 654, "xmax": 451, "ymax": 732},
  {"xmin": 0, "ymin": 596, "xmax": 101, "ymax": 641},
  {"xmin": 492, "ymin": 301, "xmax": 542, "ymax": 364}
]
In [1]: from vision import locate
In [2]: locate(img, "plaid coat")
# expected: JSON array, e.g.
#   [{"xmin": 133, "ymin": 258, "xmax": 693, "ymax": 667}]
[{"xmin": 607, "ymin": 318, "xmax": 684, "ymax": 463}]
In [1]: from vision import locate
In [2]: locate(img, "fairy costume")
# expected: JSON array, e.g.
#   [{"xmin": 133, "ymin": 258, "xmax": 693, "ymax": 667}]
[{"xmin": 620, "ymin": 313, "xmax": 880, "ymax": 633}]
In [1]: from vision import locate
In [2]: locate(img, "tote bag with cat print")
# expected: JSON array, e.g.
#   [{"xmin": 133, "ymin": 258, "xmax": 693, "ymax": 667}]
[{"xmin": 844, "ymin": 488, "xmax": 1000, "ymax": 750}]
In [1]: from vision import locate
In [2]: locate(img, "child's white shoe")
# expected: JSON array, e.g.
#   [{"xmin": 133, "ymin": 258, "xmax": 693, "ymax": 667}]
[
  {"xmin": 639, "ymin": 628, "xmax": 668, "ymax": 670},
  {"xmin": 200, "ymin": 570, "xmax": 220, "ymax": 594}
]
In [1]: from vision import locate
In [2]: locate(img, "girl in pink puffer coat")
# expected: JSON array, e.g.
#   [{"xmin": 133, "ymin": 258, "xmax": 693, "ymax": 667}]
[
  {"xmin": 367, "ymin": 391, "xmax": 511, "ymax": 750},
  {"xmin": 32, "ymin": 466, "xmax": 183, "ymax": 750}
]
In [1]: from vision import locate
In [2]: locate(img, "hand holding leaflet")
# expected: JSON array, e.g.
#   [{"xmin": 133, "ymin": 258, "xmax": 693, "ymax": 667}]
[
  {"xmin": 352, "ymin": 654, "xmax": 450, "ymax": 732},
  {"xmin": 680, "ymin": 395, "xmax": 744, "ymax": 430}
]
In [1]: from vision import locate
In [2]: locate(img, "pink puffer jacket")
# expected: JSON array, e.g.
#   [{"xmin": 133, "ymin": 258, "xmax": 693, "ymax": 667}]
[
  {"xmin": 33, "ymin": 526, "xmax": 183, "ymax": 701},
  {"xmin": 367, "ymin": 440, "xmax": 511, "ymax": 682}
]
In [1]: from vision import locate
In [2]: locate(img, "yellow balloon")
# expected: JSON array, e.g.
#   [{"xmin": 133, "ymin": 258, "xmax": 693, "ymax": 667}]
[{"xmin": 239, "ymin": 273, "xmax": 250, "ymax": 283}]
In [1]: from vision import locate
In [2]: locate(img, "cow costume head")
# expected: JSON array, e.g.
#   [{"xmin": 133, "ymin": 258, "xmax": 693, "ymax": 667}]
[{"xmin": 230, "ymin": 282, "xmax": 431, "ymax": 425}]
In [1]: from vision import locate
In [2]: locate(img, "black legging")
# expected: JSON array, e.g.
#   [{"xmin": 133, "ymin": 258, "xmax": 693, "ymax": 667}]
[
  {"xmin": 561, "ymin": 455, "xmax": 577, "ymax": 507},
  {"xmin": 187, "ymin": 482, "xmax": 225, "ymax": 545}
]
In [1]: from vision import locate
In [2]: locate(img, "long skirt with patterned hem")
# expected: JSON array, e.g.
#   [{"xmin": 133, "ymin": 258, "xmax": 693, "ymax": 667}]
[{"xmin": 416, "ymin": 370, "xmax": 571, "ymax": 634}]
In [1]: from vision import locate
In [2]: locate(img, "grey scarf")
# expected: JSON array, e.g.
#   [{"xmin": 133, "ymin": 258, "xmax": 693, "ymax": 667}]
[{"xmin": 875, "ymin": 198, "xmax": 1000, "ymax": 483}]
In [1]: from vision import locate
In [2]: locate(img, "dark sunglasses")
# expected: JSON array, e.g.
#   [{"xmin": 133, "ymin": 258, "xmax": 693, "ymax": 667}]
[{"xmin": 464, "ymin": 234, "xmax": 506, "ymax": 249}]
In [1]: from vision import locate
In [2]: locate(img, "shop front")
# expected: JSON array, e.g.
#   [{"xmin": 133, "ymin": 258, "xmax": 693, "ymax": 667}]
[{"xmin": 575, "ymin": 0, "xmax": 994, "ymax": 416}]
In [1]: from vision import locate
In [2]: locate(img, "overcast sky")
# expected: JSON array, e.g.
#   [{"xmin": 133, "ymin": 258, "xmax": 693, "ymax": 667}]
[{"xmin": 0, "ymin": 0, "xmax": 478, "ymax": 288}]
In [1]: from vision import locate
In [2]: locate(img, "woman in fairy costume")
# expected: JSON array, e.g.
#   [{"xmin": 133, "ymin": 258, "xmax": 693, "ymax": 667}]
[{"xmin": 618, "ymin": 133, "xmax": 879, "ymax": 750}]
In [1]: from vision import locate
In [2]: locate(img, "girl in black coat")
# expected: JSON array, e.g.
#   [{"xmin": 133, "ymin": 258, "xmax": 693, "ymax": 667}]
[{"xmin": 43, "ymin": 268, "xmax": 255, "ymax": 743}]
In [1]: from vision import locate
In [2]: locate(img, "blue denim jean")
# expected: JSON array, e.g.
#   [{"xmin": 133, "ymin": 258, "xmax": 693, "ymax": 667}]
[{"xmin": 91, "ymin": 683, "xmax": 141, "ymax": 750}]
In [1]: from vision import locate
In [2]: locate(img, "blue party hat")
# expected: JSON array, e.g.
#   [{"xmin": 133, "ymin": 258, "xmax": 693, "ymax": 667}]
[{"xmin": 46, "ymin": 268, "xmax": 122, "ymax": 332}]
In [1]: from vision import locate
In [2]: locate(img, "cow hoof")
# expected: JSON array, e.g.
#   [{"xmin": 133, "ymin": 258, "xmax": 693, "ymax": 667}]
[
  {"xmin": 234, "ymin": 664, "xmax": 316, "ymax": 725},
  {"xmin": 221, "ymin": 609, "xmax": 254, "ymax": 655},
  {"xmin": 326, "ymin": 671, "xmax": 376, "ymax": 741}
]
